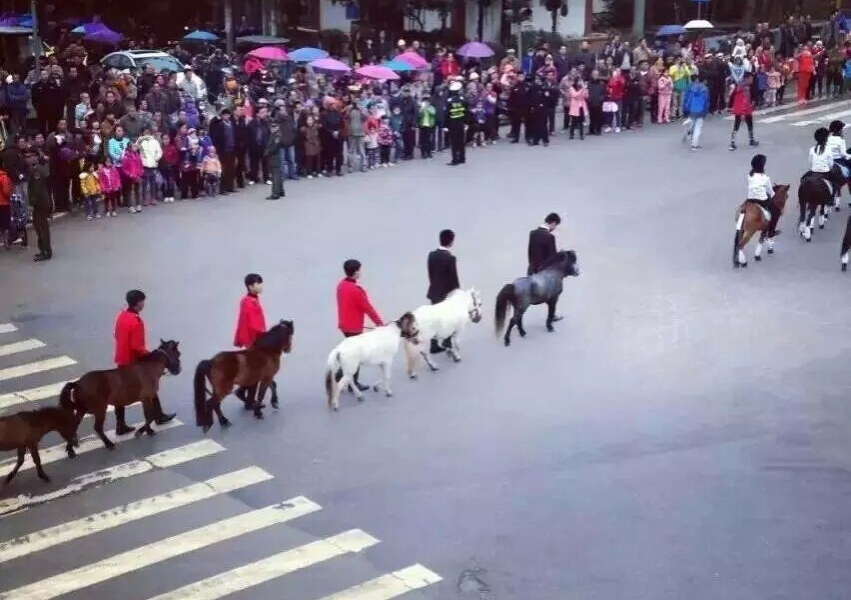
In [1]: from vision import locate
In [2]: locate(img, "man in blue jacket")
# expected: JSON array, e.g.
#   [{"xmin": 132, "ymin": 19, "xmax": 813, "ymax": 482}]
[
  {"xmin": 682, "ymin": 74, "xmax": 709, "ymax": 150},
  {"xmin": 5, "ymin": 73, "xmax": 29, "ymax": 136}
]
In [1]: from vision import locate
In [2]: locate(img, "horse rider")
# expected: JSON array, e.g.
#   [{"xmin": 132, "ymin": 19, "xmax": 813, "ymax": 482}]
[
  {"xmin": 804, "ymin": 127, "xmax": 838, "ymax": 194},
  {"xmin": 746, "ymin": 154, "xmax": 781, "ymax": 238},
  {"xmin": 426, "ymin": 228, "xmax": 461, "ymax": 354},
  {"xmin": 337, "ymin": 259, "xmax": 384, "ymax": 391},
  {"xmin": 233, "ymin": 273, "xmax": 267, "ymax": 405},
  {"xmin": 528, "ymin": 212, "xmax": 563, "ymax": 321},
  {"xmin": 445, "ymin": 78, "xmax": 469, "ymax": 166},
  {"xmin": 827, "ymin": 120, "xmax": 851, "ymax": 202},
  {"xmin": 113, "ymin": 289, "xmax": 176, "ymax": 435}
]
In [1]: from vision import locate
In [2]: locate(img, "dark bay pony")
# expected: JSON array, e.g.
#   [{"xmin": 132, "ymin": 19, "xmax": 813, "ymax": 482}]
[
  {"xmin": 193, "ymin": 320, "xmax": 294, "ymax": 432},
  {"xmin": 1, "ymin": 406, "xmax": 79, "ymax": 484},
  {"xmin": 733, "ymin": 184, "xmax": 790, "ymax": 267},
  {"xmin": 841, "ymin": 215, "xmax": 851, "ymax": 271},
  {"xmin": 495, "ymin": 250, "xmax": 580, "ymax": 347},
  {"xmin": 59, "ymin": 340, "xmax": 182, "ymax": 448},
  {"xmin": 798, "ymin": 175, "xmax": 834, "ymax": 241}
]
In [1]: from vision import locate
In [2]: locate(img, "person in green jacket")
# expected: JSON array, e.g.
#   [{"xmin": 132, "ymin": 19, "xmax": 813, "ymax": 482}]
[{"xmin": 418, "ymin": 95, "xmax": 436, "ymax": 159}]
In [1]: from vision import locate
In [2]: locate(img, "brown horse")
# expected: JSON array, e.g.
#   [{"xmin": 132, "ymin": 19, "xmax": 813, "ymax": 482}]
[
  {"xmin": 0, "ymin": 407, "xmax": 79, "ymax": 484},
  {"xmin": 732, "ymin": 184, "xmax": 790, "ymax": 268},
  {"xmin": 193, "ymin": 320, "xmax": 294, "ymax": 432},
  {"xmin": 59, "ymin": 340, "xmax": 182, "ymax": 449}
]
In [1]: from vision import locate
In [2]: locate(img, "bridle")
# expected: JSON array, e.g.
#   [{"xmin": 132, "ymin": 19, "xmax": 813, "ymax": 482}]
[{"xmin": 154, "ymin": 347, "xmax": 179, "ymax": 374}]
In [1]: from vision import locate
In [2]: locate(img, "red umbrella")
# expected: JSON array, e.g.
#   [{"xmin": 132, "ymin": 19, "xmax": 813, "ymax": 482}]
[
  {"xmin": 396, "ymin": 51, "xmax": 428, "ymax": 69},
  {"xmin": 247, "ymin": 46, "xmax": 289, "ymax": 61},
  {"xmin": 355, "ymin": 65, "xmax": 400, "ymax": 80}
]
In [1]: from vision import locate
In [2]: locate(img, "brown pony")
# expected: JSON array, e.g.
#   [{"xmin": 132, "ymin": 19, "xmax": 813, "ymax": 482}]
[
  {"xmin": 59, "ymin": 340, "xmax": 182, "ymax": 448},
  {"xmin": 1, "ymin": 407, "xmax": 79, "ymax": 484},
  {"xmin": 732, "ymin": 184, "xmax": 790, "ymax": 268},
  {"xmin": 193, "ymin": 320, "xmax": 294, "ymax": 432}
]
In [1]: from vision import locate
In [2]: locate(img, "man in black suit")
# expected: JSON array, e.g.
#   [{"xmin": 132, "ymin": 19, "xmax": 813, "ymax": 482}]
[
  {"xmin": 427, "ymin": 229, "xmax": 461, "ymax": 353},
  {"xmin": 528, "ymin": 213, "xmax": 562, "ymax": 320}
]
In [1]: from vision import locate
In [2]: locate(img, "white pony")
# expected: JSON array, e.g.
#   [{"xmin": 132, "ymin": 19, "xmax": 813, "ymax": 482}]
[
  {"xmin": 406, "ymin": 288, "xmax": 483, "ymax": 379},
  {"xmin": 324, "ymin": 312, "xmax": 418, "ymax": 411}
]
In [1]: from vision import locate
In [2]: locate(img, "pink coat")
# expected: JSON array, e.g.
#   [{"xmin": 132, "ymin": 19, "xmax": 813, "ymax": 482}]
[
  {"xmin": 97, "ymin": 166, "xmax": 121, "ymax": 193},
  {"xmin": 120, "ymin": 151, "xmax": 143, "ymax": 181},
  {"xmin": 567, "ymin": 86, "xmax": 589, "ymax": 117}
]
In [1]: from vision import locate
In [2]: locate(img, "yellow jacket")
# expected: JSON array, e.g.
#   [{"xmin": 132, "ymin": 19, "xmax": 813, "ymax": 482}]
[{"xmin": 79, "ymin": 172, "xmax": 101, "ymax": 197}]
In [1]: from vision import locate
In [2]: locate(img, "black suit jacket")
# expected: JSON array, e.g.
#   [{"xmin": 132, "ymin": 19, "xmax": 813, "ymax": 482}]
[
  {"xmin": 427, "ymin": 248, "xmax": 460, "ymax": 303},
  {"xmin": 527, "ymin": 227, "xmax": 556, "ymax": 275}
]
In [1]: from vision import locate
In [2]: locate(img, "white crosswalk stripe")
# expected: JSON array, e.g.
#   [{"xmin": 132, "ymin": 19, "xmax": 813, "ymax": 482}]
[
  {"xmin": 0, "ymin": 356, "xmax": 76, "ymax": 383},
  {"xmin": 314, "ymin": 565, "xmax": 443, "ymax": 600},
  {"xmin": 0, "ymin": 496, "xmax": 322, "ymax": 600},
  {"xmin": 0, "ymin": 324, "xmax": 17, "ymax": 334},
  {"xmin": 0, "ymin": 381, "xmax": 71, "ymax": 411},
  {"xmin": 143, "ymin": 529, "xmax": 379, "ymax": 600},
  {"xmin": 792, "ymin": 108, "xmax": 851, "ymax": 127},
  {"xmin": 760, "ymin": 100, "xmax": 851, "ymax": 123},
  {"xmin": 0, "ymin": 466, "xmax": 272, "ymax": 563},
  {"xmin": 0, "ymin": 339, "xmax": 45, "ymax": 357},
  {"xmin": 0, "ymin": 439, "xmax": 224, "ymax": 517},
  {"xmin": 0, "ymin": 418, "xmax": 182, "ymax": 478}
]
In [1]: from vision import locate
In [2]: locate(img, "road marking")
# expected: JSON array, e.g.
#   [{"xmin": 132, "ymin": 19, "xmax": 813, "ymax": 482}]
[
  {"xmin": 0, "ymin": 466, "xmax": 272, "ymax": 563},
  {"xmin": 0, "ymin": 419, "xmax": 182, "ymax": 477},
  {"xmin": 792, "ymin": 108, "xmax": 851, "ymax": 127},
  {"xmin": 0, "ymin": 381, "xmax": 72, "ymax": 411},
  {"xmin": 314, "ymin": 564, "xmax": 443, "ymax": 600},
  {"xmin": 0, "ymin": 439, "xmax": 224, "ymax": 517},
  {"xmin": 761, "ymin": 100, "xmax": 851, "ymax": 123},
  {"xmin": 743, "ymin": 97, "xmax": 843, "ymax": 118},
  {"xmin": 0, "ymin": 356, "xmax": 76, "ymax": 383},
  {"xmin": 0, "ymin": 339, "xmax": 45, "ymax": 357},
  {"xmin": 0, "ymin": 324, "xmax": 17, "ymax": 334},
  {"xmin": 143, "ymin": 529, "xmax": 378, "ymax": 600},
  {"xmin": 0, "ymin": 496, "xmax": 322, "ymax": 600}
]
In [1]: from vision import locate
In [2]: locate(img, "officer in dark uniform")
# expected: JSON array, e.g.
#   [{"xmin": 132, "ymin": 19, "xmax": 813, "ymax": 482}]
[
  {"xmin": 426, "ymin": 229, "xmax": 461, "ymax": 353},
  {"xmin": 508, "ymin": 72, "xmax": 530, "ymax": 143},
  {"xmin": 445, "ymin": 79, "xmax": 468, "ymax": 166},
  {"xmin": 527, "ymin": 76, "xmax": 549, "ymax": 146}
]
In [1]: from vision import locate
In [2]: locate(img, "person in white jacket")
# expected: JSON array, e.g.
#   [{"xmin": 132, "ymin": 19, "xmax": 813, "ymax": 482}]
[
  {"xmin": 138, "ymin": 128, "xmax": 163, "ymax": 206},
  {"xmin": 175, "ymin": 65, "xmax": 208, "ymax": 104}
]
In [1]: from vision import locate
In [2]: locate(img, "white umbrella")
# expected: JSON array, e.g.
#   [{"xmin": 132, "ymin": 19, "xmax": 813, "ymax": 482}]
[{"xmin": 684, "ymin": 19, "xmax": 713, "ymax": 30}]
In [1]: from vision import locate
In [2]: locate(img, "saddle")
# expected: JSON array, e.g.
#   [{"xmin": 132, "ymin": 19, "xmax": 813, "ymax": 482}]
[{"xmin": 745, "ymin": 200, "xmax": 772, "ymax": 222}]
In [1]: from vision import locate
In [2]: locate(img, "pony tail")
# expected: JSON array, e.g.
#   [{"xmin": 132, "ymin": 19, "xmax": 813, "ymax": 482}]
[
  {"xmin": 193, "ymin": 360, "xmax": 212, "ymax": 429},
  {"xmin": 58, "ymin": 382, "xmax": 78, "ymax": 412},
  {"xmin": 494, "ymin": 284, "xmax": 516, "ymax": 336}
]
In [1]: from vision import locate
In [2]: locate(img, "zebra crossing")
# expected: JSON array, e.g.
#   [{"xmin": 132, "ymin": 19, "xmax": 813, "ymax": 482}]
[
  {"xmin": 729, "ymin": 97, "xmax": 851, "ymax": 128},
  {"xmin": 0, "ymin": 322, "xmax": 442, "ymax": 600}
]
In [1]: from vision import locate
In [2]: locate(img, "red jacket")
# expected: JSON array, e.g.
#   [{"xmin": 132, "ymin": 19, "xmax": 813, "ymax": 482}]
[
  {"xmin": 336, "ymin": 278, "xmax": 383, "ymax": 334},
  {"xmin": 606, "ymin": 75, "xmax": 626, "ymax": 101},
  {"xmin": 114, "ymin": 309, "xmax": 147, "ymax": 366},
  {"xmin": 731, "ymin": 84, "xmax": 753, "ymax": 116},
  {"xmin": 234, "ymin": 293, "xmax": 266, "ymax": 348}
]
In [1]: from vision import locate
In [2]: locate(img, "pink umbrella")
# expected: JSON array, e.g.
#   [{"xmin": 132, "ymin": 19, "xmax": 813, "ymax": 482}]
[
  {"xmin": 247, "ymin": 46, "xmax": 289, "ymax": 61},
  {"xmin": 457, "ymin": 41, "xmax": 494, "ymax": 58},
  {"xmin": 309, "ymin": 57, "xmax": 351, "ymax": 72},
  {"xmin": 396, "ymin": 51, "xmax": 428, "ymax": 69},
  {"xmin": 355, "ymin": 65, "xmax": 400, "ymax": 80}
]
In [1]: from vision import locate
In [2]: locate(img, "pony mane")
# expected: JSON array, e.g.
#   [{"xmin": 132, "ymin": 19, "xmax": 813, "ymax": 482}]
[
  {"xmin": 538, "ymin": 250, "xmax": 571, "ymax": 272},
  {"xmin": 254, "ymin": 321, "xmax": 294, "ymax": 349}
]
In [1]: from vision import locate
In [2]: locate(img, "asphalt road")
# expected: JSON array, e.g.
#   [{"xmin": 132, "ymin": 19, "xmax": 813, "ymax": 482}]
[{"xmin": 2, "ymin": 98, "xmax": 851, "ymax": 600}]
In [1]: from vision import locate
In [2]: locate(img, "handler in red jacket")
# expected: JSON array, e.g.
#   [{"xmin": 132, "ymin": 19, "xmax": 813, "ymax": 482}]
[
  {"xmin": 336, "ymin": 259, "xmax": 383, "ymax": 391},
  {"xmin": 113, "ymin": 289, "xmax": 175, "ymax": 435},
  {"xmin": 233, "ymin": 273, "xmax": 267, "ymax": 406}
]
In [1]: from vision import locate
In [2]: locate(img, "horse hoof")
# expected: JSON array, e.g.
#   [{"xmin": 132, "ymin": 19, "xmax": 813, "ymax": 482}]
[
  {"xmin": 819, "ymin": 224, "xmax": 825, "ymax": 229},
  {"xmin": 767, "ymin": 248, "xmax": 774, "ymax": 255},
  {"xmin": 806, "ymin": 237, "xmax": 812, "ymax": 243},
  {"xmin": 452, "ymin": 356, "xmax": 462, "ymax": 363},
  {"xmin": 504, "ymin": 340, "xmax": 510, "ymax": 347},
  {"xmin": 270, "ymin": 400, "xmax": 279, "ymax": 409},
  {"xmin": 427, "ymin": 365, "xmax": 439, "ymax": 372},
  {"xmin": 66, "ymin": 449, "xmax": 76, "ymax": 459},
  {"xmin": 332, "ymin": 405, "xmax": 339, "ymax": 412},
  {"xmin": 220, "ymin": 419, "xmax": 232, "ymax": 428},
  {"xmin": 843, "ymin": 264, "xmax": 848, "ymax": 272},
  {"xmin": 546, "ymin": 326, "xmax": 554, "ymax": 332},
  {"xmin": 357, "ymin": 395, "xmax": 365, "ymax": 402},
  {"xmin": 385, "ymin": 391, "xmax": 393, "ymax": 398},
  {"xmin": 147, "ymin": 427, "xmax": 156, "ymax": 437},
  {"xmin": 104, "ymin": 440, "xmax": 116, "ymax": 450},
  {"xmin": 372, "ymin": 385, "xmax": 379, "ymax": 392},
  {"xmin": 408, "ymin": 372, "xmax": 418, "ymax": 380},
  {"xmin": 254, "ymin": 412, "xmax": 264, "ymax": 420},
  {"xmin": 754, "ymin": 255, "xmax": 762, "ymax": 261},
  {"xmin": 202, "ymin": 424, "xmax": 211, "ymax": 434},
  {"xmin": 39, "ymin": 474, "xmax": 51, "ymax": 483},
  {"xmin": 741, "ymin": 262, "xmax": 748, "ymax": 268},
  {"xmin": 115, "ymin": 425, "xmax": 135, "ymax": 436},
  {"xmin": 518, "ymin": 331, "xmax": 527, "ymax": 338}
]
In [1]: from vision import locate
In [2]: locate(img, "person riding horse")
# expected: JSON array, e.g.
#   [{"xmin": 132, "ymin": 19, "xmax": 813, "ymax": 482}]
[
  {"xmin": 827, "ymin": 119, "xmax": 851, "ymax": 205},
  {"xmin": 746, "ymin": 154, "xmax": 781, "ymax": 238},
  {"xmin": 803, "ymin": 127, "xmax": 841, "ymax": 195}
]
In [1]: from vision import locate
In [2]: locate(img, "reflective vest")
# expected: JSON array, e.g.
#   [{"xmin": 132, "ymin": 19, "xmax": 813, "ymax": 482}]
[{"xmin": 448, "ymin": 98, "xmax": 466, "ymax": 121}]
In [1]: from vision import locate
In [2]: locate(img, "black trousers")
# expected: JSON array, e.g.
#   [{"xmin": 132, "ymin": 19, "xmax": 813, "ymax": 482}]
[
  {"xmin": 234, "ymin": 150, "xmax": 247, "ymax": 187},
  {"xmin": 419, "ymin": 126, "xmax": 434, "ymax": 157},
  {"xmin": 448, "ymin": 124, "xmax": 465, "ymax": 164},
  {"xmin": 509, "ymin": 111, "xmax": 526, "ymax": 141},
  {"xmin": 529, "ymin": 111, "xmax": 548, "ymax": 144},
  {"xmin": 709, "ymin": 84, "xmax": 725, "ymax": 112},
  {"xmin": 588, "ymin": 104, "xmax": 603, "ymax": 134},
  {"xmin": 32, "ymin": 211, "xmax": 51, "ymax": 256},
  {"xmin": 402, "ymin": 126, "xmax": 415, "ymax": 159},
  {"xmin": 220, "ymin": 152, "xmax": 235, "ymax": 192},
  {"xmin": 569, "ymin": 114, "xmax": 585, "ymax": 139},
  {"xmin": 342, "ymin": 332, "xmax": 363, "ymax": 384},
  {"xmin": 546, "ymin": 107, "xmax": 556, "ymax": 134},
  {"xmin": 322, "ymin": 136, "xmax": 344, "ymax": 174},
  {"xmin": 248, "ymin": 148, "xmax": 268, "ymax": 182}
]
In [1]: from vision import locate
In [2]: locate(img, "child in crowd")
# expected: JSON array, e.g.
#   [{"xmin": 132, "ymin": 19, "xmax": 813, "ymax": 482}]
[
  {"xmin": 301, "ymin": 115, "xmax": 321, "ymax": 178},
  {"xmin": 180, "ymin": 143, "xmax": 201, "ymax": 199},
  {"xmin": 755, "ymin": 64, "xmax": 768, "ymax": 107},
  {"xmin": 79, "ymin": 160, "xmax": 101, "ymax": 220},
  {"xmin": 364, "ymin": 112, "xmax": 380, "ymax": 169},
  {"xmin": 656, "ymin": 69, "xmax": 673, "ymax": 123},
  {"xmin": 766, "ymin": 64, "xmax": 781, "ymax": 107},
  {"xmin": 160, "ymin": 133, "xmax": 180, "ymax": 202},
  {"xmin": 417, "ymin": 96, "xmax": 436, "ymax": 158},
  {"xmin": 120, "ymin": 143, "xmax": 143, "ymax": 213},
  {"xmin": 378, "ymin": 115, "xmax": 394, "ymax": 167},
  {"xmin": 98, "ymin": 156, "xmax": 121, "ymax": 217},
  {"xmin": 471, "ymin": 100, "xmax": 486, "ymax": 147},
  {"xmin": 389, "ymin": 105, "xmax": 403, "ymax": 164},
  {"xmin": 201, "ymin": 146, "xmax": 222, "ymax": 196}
]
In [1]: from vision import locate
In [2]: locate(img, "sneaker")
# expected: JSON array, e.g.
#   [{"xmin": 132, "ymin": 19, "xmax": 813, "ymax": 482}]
[
  {"xmin": 265, "ymin": 180, "xmax": 272, "ymax": 185},
  {"xmin": 136, "ymin": 206, "xmax": 142, "ymax": 213},
  {"xmin": 112, "ymin": 211, "xmax": 118, "ymax": 217},
  {"xmin": 106, "ymin": 211, "xmax": 112, "ymax": 218},
  {"xmin": 307, "ymin": 174, "xmax": 314, "ymax": 179},
  {"xmin": 614, "ymin": 127, "xmax": 621, "ymax": 133},
  {"xmin": 728, "ymin": 141, "xmax": 737, "ymax": 151},
  {"xmin": 128, "ymin": 206, "xmax": 136, "ymax": 213},
  {"xmin": 749, "ymin": 139, "xmax": 760, "ymax": 147},
  {"xmin": 95, "ymin": 213, "xmax": 102, "ymax": 219},
  {"xmin": 603, "ymin": 127, "xmax": 612, "ymax": 133},
  {"xmin": 248, "ymin": 180, "xmax": 256, "ymax": 186},
  {"xmin": 86, "ymin": 215, "xmax": 93, "ymax": 221}
]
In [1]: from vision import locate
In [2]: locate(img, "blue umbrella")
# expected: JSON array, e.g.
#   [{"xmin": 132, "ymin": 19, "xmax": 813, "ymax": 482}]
[
  {"xmin": 657, "ymin": 24, "xmax": 686, "ymax": 36},
  {"xmin": 382, "ymin": 59, "xmax": 414, "ymax": 72},
  {"xmin": 17, "ymin": 16, "xmax": 32, "ymax": 28},
  {"xmin": 72, "ymin": 22, "xmax": 107, "ymax": 35},
  {"xmin": 289, "ymin": 47, "xmax": 328, "ymax": 63},
  {"xmin": 184, "ymin": 29, "xmax": 219, "ymax": 42},
  {"xmin": 85, "ymin": 27, "xmax": 122, "ymax": 46}
]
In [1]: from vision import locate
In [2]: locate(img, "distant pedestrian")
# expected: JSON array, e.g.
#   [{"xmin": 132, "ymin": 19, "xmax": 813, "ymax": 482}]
[
  {"xmin": 426, "ymin": 229, "xmax": 460, "ymax": 353},
  {"xmin": 27, "ymin": 155, "xmax": 52, "ymax": 261},
  {"xmin": 682, "ymin": 75, "xmax": 709, "ymax": 150}
]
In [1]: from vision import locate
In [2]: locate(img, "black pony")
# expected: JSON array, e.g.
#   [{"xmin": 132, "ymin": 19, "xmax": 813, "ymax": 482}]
[{"xmin": 494, "ymin": 250, "xmax": 580, "ymax": 347}]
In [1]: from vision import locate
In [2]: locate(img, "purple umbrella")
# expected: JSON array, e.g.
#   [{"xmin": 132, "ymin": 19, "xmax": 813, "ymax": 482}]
[
  {"xmin": 85, "ymin": 28, "xmax": 123, "ymax": 46},
  {"xmin": 308, "ymin": 57, "xmax": 351, "ymax": 73},
  {"xmin": 456, "ymin": 41, "xmax": 494, "ymax": 59},
  {"xmin": 355, "ymin": 65, "xmax": 399, "ymax": 80}
]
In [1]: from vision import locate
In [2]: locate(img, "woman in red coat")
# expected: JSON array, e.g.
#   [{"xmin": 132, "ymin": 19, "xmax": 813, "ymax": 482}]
[
  {"xmin": 729, "ymin": 74, "xmax": 758, "ymax": 151},
  {"xmin": 440, "ymin": 53, "xmax": 461, "ymax": 80},
  {"xmin": 797, "ymin": 45, "xmax": 814, "ymax": 103}
]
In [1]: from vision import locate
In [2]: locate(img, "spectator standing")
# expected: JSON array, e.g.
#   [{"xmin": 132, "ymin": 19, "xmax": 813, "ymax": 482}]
[
  {"xmin": 5, "ymin": 73, "xmax": 29, "ymax": 135},
  {"xmin": 208, "ymin": 108, "xmax": 237, "ymax": 193},
  {"xmin": 79, "ymin": 160, "xmax": 101, "ymax": 220},
  {"xmin": 138, "ymin": 128, "xmax": 162, "ymax": 206},
  {"xmin": 683, "ymin": 75, "xmax": 709, "ymax": 150},
  {"xmin": 31, "ymin": 69, "xmax": 63, "ymax": 134},
  {"xmin": 28, "ymin": 155, "xmax": 52, "ymax": 261},
  {"xmin": 201, "ymin": 146, "xmax": 222, "ymax": 197},
  {"xmin": 248, "ymin": 107, "xmax": 271, "ymax": 184},
  {"xmin": 266, "ymin": 121, "xmax": 285, "ymax": 200},
  {"xmin": 98, "ymin": 156, "xmax": 121, "ymax": 216},
  {"xmin": 586, "ymin": 70, "xmax": 606, "ymax": 136},
  {"xmin": 278, "ymin": 105, "xmax": 298, "ymax": 180},
  {"xmin": 566, "ymin": 78, "xmax": 588, "ymax": 140}
]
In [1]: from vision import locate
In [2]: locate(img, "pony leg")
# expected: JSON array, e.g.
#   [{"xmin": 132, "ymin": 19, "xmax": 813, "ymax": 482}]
[
  {"xmin": 754, "ymin": 232, "xmax": 764, "ymax": 261},
  {"xmin": 417, "ymin": 342, "xmax": 439, "ymax": 373},
  {"xmin": 767, "ymin": 236, "xmax": 775, "ymax": 255},
  {"xmin": 134, "ymin": 398, "xmax": 157, "ymax": 438},
  {"xmin": 516, "ymin": 312, "xmax": 528, "ymax": 338},
  {"xmin": 546, "ymin": 300, "xmax": 558, "ymax": 332},
  {"xmin": 842, "ymin": 252, "xmax": 850, "ymax": 271},
  {"xmin": 253, "ymin": 383, "xmax": 269, "ymax": 419},
  {"xmin": 819, "ymin": 205, "xmax": 827, "ymax": 229},
  {"xmin": 405, "ymin": 340, "xmax": 419, "ymax": 379},
  {"xmin": 212, "ymin": 397, "xmax": 231, "ymax": 428},
  {"xmin": 4, "ymin": 447, "xmax": 25, "ymax": 484},
  {"xmin": 114, "ymin": 406, "xmax": 135, "ymax": 436},
  {"xmin": 448, "ymin": 335, "xmax": 462, "ymax": 363},
  {"xmin": 95, "ymin": 409, "xmax": 116, "ymax": 449},
  {"xmin": 29, "ymin": 444, "xmax": 49, "ymax": 482},
  {"xmin": 269, "ymin": 381, "xmax": 279, "ymax": 409},
  {"xmin": 379, "ymin": 362, "xmax": 393, "ymax": 397}
]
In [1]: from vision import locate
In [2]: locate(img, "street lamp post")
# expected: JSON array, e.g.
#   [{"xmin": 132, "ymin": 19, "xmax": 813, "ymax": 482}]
[{"xmin": 632, "ymin": 0, "xmax": 645, "ymax": 39}]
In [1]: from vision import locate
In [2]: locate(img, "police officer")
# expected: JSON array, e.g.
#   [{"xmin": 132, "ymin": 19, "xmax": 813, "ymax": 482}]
[
  {"xmin": 444, "ymin": 79, "xmax": 469, "ymax": 166},
  {"xmin": 527, "ymin": 76, "xmax": 549, "ymax": 146},
  {"xmin": 508, "ymin": 72, "xmax": 530, "ymax": 143}
]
